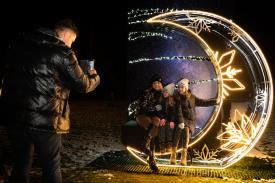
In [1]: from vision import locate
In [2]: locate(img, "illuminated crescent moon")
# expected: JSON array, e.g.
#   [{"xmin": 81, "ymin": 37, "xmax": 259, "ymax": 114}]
[{"xmin": 126, "ymin": 10, "xmax": 273, "ymax": 169}]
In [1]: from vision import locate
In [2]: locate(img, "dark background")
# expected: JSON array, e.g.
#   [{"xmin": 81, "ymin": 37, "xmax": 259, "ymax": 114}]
[{"xmin": 0, "ymin": 0, "xmax": 274, "ymax": 101}]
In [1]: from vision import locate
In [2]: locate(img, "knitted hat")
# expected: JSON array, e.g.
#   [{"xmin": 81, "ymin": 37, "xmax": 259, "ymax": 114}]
[
  {"xmin": 163, "ymin": 83, "xmax": 175, "ymax": 96},
  {"xmin": 177, "ymin": 78, "xmax": 189, "ymax": 90},
  {"xmin": 150, "ymin": 74, "xmax": 163, "ymax": 85}
]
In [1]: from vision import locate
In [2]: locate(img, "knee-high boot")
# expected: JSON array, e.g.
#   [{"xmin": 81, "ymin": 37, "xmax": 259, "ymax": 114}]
[
  {"xmin": 170, "ymin": 147, "xmax": 177, "ymax": 164},
  {"xmin": 147, "ymin": 139, "xmax": 159, "ymax": 173},
  {"xmin": 180, "ymin": 148, "xmax": 188, "ymax": 166},
  {"xmin": 141, "ymin": 124, "xmax": 153, "ymax": 155}
]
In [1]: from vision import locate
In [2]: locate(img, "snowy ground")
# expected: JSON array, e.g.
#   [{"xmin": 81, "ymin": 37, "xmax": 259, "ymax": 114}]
[
  {"xmin": 247, "ymin": 114, "xmax": 275, "ymax": 159},
  {"xmin": 0, "ymin": 100, "xmax": 274, "ymax": 171},
  {"xmin": 60, "ymin": 100, "xmax": 126, "ymax": 168}
]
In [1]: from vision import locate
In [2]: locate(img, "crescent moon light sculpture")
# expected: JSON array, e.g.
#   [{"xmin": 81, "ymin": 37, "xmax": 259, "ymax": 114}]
[{"xmin": 125, "ymin": 9, "xmax": 273, "ymax": 169}]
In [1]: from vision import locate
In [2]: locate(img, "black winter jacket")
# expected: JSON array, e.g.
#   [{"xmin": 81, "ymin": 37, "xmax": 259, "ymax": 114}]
[
  {"xmin": 175, "ymin": 91, "xmax": 217, "ymax": 134},
  {"xmin": 160, "ymin": 97, "xmax": 175, "ymax": 122},
  {"xmin": 1, "ymin": 28, "xmax": 100, "ymax": 133},
  {"xmin": 136, "ymin": 88, "xmax": 163, "ymax": 118}
]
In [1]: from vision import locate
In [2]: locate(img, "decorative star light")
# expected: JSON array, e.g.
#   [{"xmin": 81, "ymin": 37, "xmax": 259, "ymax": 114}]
[
  {"xmin": 228, "ymin": 25, "xmax": 240, "ymax": 42},
  {"xmin": 217, "ymin": 110, "xmax": 259, "ymax": 153},
  {"xmin": 193, "ymin": 144, "xmax": 219, "ymax": 161},
  {"xmin": 186, "ymin": 14, "xmax": 211, "ymax": 34},
  {"xmin": 215, "ymin": 50, "xmax": 245, "ymax": 98}
]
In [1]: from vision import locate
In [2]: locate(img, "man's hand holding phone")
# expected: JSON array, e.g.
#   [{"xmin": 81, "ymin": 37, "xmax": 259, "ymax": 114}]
[{"xmin": 87, "ymin": 59, "xmax": 97, "ymax": 76}]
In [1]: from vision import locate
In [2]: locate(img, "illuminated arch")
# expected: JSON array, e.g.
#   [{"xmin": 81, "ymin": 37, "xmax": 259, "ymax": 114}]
[{"xmin": 127, "ymin": 10, "xmax": 273, "ymax": 169}]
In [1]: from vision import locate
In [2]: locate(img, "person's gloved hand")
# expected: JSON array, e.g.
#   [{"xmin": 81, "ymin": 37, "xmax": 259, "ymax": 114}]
[
  {"xmin": 169, "ymin": 122, "xmax": 175, "ymax": 129},
  {"xmin": 178, "ymin": 123, "xmax": 185, "ymax": 129},
  {"xmin": 160, "ymin": 119, "xmax": 166, "ymax": 126},
  {"xmin": 155, "ymin": 105, "xmax": 162, "ymax": 111}
]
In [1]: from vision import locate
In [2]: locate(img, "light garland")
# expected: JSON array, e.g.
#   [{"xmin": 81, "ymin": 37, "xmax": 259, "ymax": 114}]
[
  {"xmin": 128, "ymin": 8, "xmax": 179, "ymax": 25},
  {"xmin": 128, "ymin": 8, "xmax": 176, "ymax": 19},
  {"xmin": 189, "ymin": 78, "xmax": 217, "ymax": 85},
  {"xmin": 128, "ymin": 20, "xmax": 147, "ymax": 25},
  {"xmin": 128, "ymin": 31, "xmax": 173, "ymax": 41},
  {"xmin": 128, "ymin": 56, "xmax": 210, "ymax": 64}
]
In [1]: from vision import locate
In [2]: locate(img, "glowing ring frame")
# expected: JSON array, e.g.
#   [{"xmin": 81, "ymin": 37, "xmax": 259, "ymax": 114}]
[{"xmin": 127, "ymin": 10, "xmax": 273, "ymax": 169}]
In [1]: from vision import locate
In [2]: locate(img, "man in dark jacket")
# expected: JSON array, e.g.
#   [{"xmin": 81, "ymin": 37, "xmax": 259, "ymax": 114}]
[{"xmin": 1, "ymin": 19, "xmax": 100, "ymax": 183}]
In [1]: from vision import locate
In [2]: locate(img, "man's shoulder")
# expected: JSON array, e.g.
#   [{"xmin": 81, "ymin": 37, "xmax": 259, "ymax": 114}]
[{"xmin": 32, "ymin": 28, "xmax": 73, "ymax": 56}]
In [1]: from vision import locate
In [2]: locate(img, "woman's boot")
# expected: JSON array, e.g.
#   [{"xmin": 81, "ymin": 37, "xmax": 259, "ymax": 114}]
[
  {"xmin": 170, "ymin": 147, "xmax": 177, "ymax": 164},
  {"xmin": 180, "ymin": 148, "xmax": 188, "ymax": 166},
  {"xmin": 148, "ymin": 140, "xmax": 159, "ymax": 173},
  {"xmin": 159, "ymin": 143, "xmax": 165, "ymax": 154}
]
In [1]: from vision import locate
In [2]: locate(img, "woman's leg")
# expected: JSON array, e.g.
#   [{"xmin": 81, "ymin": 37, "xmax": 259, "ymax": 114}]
[
  {"xmin": 158, "ymin": 125, "xmax": 166, "ymax": 153},
  {"xmin": 136, "ymin": 115, "xmax": 153, "ymax": 153},
  {"xmin": 136, "ymin": 115, "xmax": 151, "ymax": 130},
  {"xmin": 170, "ymin": 125, "xmax": 182, "ymax": 164},
  {"xmin": 166, "ymin": 122, "xmax": 173, "ymax": 152},
  {"xmin": 136, "ymin": 115, "xmax": 159, "ymax": 173},
  {"xmin": 180, "ymin": 127, "xmax": 190, "ymax": 166}
]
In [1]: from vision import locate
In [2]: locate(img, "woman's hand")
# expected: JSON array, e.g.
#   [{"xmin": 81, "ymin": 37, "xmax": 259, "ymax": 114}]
[
  {"xmin": 170, "ymin": 122, "xmax": 175, "ymax": 129},
  {"xmin": 160, "ymin": 119, "xmax": 166, "ymax": 126}
]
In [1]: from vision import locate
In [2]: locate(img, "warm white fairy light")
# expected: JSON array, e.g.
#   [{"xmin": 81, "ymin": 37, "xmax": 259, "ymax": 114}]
[
  {"xmin": 189, "ymin": 78, "xmax": 218, "ymax": 85},
  {"xmin": 128, "ymin": 8, "xmax": 180, "ymax": 25},
  {"xmin": 128, "ymin": 32, "xmax": 173, "ymax": 41},
  {"xmin": 128, "ymin": 56, "xmax": 210, "ymax": 64},
  {"xmin": 128, "ymin": 20, "xmax": 147, "ymax": 25},
  {"xmin": 128, "ymin": 8, "xmax": 171, "ymax": 20}
]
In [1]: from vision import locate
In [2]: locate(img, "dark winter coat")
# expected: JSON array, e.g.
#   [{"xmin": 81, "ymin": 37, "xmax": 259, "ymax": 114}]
[
  {"xmin": 160, "ymin": 97, "xmax": 175, "ymax": 122},
  {"xmin": 136, "ymin": 88, "xmax": 163, "ymax": 118},
  {"xmin": 175, "ymin": 91, "xmax": 217, "ymax": 134},
  {"xmin": 1, "ymin": 28, "xmax": 100, "ymax": 134}
]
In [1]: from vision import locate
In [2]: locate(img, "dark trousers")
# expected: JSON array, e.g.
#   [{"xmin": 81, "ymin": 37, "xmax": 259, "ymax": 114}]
[
  {"xmin": 7, "ymin": 128, "xmax": 62, "ymax": 183},
  {"xmin": 136, "ymin": 115, "xmax": 160, "ymax": 137},
  {"xmin": 172, "ymin": 126, "xmax": 190, "ymax": 148},
  {"xmin": 158, "ymin": 123, "xmax": 173, "ymax": 144}
]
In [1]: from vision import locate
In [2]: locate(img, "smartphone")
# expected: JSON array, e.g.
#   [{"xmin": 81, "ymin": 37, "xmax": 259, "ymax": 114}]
[{"xmin": 88, "ymin": 59, "xmax": 95, "ymax": 70}]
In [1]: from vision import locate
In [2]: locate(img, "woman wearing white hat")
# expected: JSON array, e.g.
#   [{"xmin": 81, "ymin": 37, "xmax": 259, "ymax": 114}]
[
  {"xmin": 170, "ymin": 78, "xmax": 218, "ymax": 166},
  {"xmin": 158, "ymin": 83, "xmax": 176, "ymax": 153}
]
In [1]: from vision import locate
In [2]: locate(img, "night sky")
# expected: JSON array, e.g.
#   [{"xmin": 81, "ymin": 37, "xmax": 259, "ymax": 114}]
[{"xmin": 0, "ymin": 1, "xmax": 274, "ymax": 101}]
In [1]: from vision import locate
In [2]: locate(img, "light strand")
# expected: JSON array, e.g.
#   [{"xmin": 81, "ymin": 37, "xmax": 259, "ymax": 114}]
[
  {"xmin": 128, "ymin": 31, "xmax": 173, "ymax": 41},
  {"xmin": 129, "ymin": 56, "xmax": 210, "ymax": 64}
]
